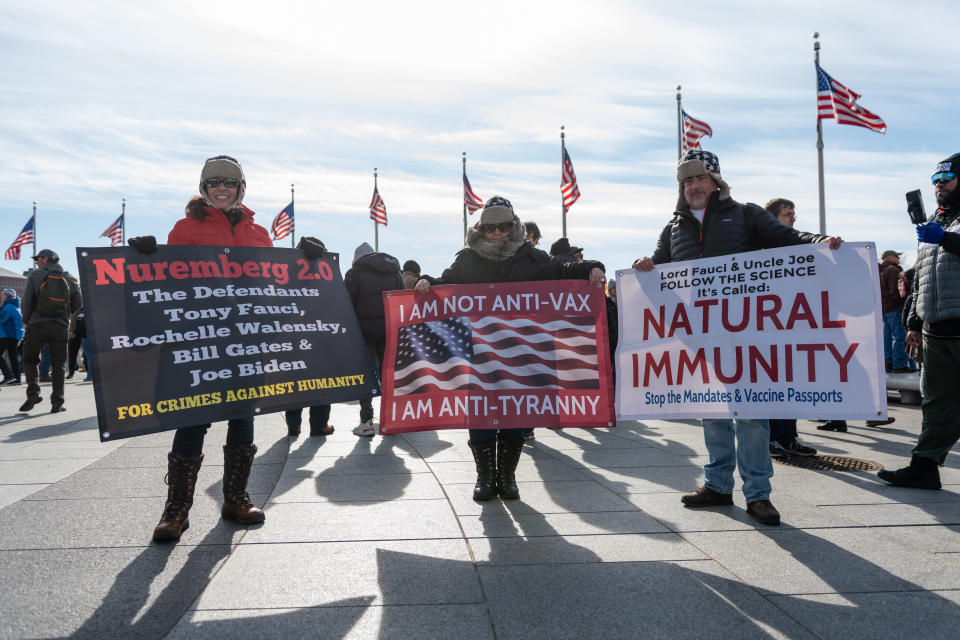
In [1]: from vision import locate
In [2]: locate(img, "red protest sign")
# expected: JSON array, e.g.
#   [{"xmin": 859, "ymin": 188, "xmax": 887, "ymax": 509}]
[{"xmin": 379, "ymin": 280, "xmax": 615, "ymax": 434}]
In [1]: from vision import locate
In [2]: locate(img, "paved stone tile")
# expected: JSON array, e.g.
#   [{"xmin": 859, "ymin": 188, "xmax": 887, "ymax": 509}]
[
  {"xmin": 270, "ymin": 472, "xmax": 443, "ymax": 503},
  {"xmin": 286, "ymin": 437, "xmax": 419, "ymax": 458},
  {"xmin": 0, "ymin": 494, "xmax": 266, "ymax": 549},
  {"xmin": 87, "ymin": 442, "xmax": 288, "ymax": 468},
  {"xmin": 281, "ymin": 454, "xmax": 430, "ymax": 476},
  {"xmin": 0, "ymin": 457, "xmax": 99, "ymax": 483},
  {"xmin": 682, "ymin": 528, "xmax": 960, "ymax": 594},
  {"xmin": 772, "ymin": 471, "xmax": 960, "ymax": 506},
  {"xmin": 427, "ymin": 458, "xmax": 589, "ymax": 484},
  {"xmin": 168, "ymin": 603, "xmax": 494, "ymax": 640},
  {"xmin": 470, "ymin": 532, "xmax": 707, "ymax": 565},
  {"xmin": 540, "ymin": 446, "xmax": 694, "ymax": 469},
  {"xmin": 26, "ymin": 463, "xmax": 284, "ymax": 500},
  {"xmin": 586, "ymin": 464, "xmax": 705, "ymax": 495},
  {"xmin": 0, "ymin": 441, "xmax": 123, "ymax": 460},
  {"xmin": 822, "ymin": 501, "xmax": 960, "ymax": 527},
  {"xmin": 445, "ymin": 480, "xmax": 637, "ymax": 517},
  {"xmin": 244, "ymin": 499, "xmax": 462, "ymax": 543},
  {"xmin": 0, "ymin": 483, "xmax": 47, "ymax": 510},
  {"xmin": 410, "ymin": 442, "xmax": 557, "ymax": 463},
  {"xmin": 0, "ymin": 545, "xmax": 232, "ymax": 640},
  {"xmin": 767, "ymin": 591, "xmax": 960, "ymax": 640},
  {"xmin": 458, "ymin": 510, "xmax": 670, "ymax": 538},
  {"xmin": 524, "ymin": 428, "xmax": 652, "ymax": 449},
  {"xmin": 192, "ymin": 540, "xmax": 481, "ymax": 609},
  {"xmin": 625, "ymin": 492, "xmax": 861, "ymax": 532},
  {"xmin": 872, "ymin": 524, "xmax": 960, "ymax": 553},
  {"xmin": 479, "ymin": 560, "xmax": 817, "ymax": 639}
]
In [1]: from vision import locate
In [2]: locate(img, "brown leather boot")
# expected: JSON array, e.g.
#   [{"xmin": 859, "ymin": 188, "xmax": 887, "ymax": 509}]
[
  {"xmin": 746, "ymin": 500, "xmax": 781, "ymax": 526},
  {"xmin": 153, "ymin": 452, "xmax": 204, "ymax": 542},
  {"xmin": 221, "ymin": 444, "xmax": 265, "ymax": 524},
  {"xmin": 681, "ymin": 486, "xmax": 734, "ymax": 507}
]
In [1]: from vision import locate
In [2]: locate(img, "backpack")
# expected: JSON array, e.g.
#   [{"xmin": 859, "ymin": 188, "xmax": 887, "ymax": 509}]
[
  {"xmin": 897, "ymin": 271, "xmax": 911, "ymax": 299},
  {"xmin": 36, "ymin": 272, "xmax": 71, "ymax": 316}
]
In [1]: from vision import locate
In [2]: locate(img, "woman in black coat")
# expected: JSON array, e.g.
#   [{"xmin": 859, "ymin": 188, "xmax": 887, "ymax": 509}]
[{"xmin": 416, "ymin": 196, "xmax": 605, "ymax": 501}]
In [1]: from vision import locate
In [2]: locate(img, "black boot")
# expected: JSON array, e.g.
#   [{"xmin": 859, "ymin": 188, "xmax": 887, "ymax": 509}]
[
  {"xmin": 222, "ymin": 444, "xmax": 266, "ymax": 523},
  {"xmin": 496, "ymin": 434, "xmax": 524, "ymax": 500},
  {"xmin": 153, "ymin": 452, "xmax": 204, "ymax": 542},
  {"xmin": 877, "ymin": 455, "xmax": 942, "ymax": 490},
  {"xmin": 468, "ymin": 439, "xmax": 498, "ymax": 501}
]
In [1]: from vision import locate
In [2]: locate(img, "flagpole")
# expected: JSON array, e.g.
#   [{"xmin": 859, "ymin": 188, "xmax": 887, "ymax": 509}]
[
  {"xmin": 32, "ymin": 201, "xmax": 37, "ymax": 258},
  {"xmin": 676, "ymin": 85, "xmax": 683, "ymax": 162},
  {"xmin": 560, "ymin": 126, "xmax": 567, "ymax": 238},
  {"xmin": 462, "ymin": 152, "xmax": 468, "ymax": 246},
  {"xmin": 814, "ymin": 32, "xmax": 826, "ymax": 235},
  {"xmin": 373, "ymin": 168, "xmax": 379, "ymax": 252},
  {"xmin": 121, "ymin": 198, "xmax": 126, "ymax": 245},
  {"xmin": 290, "ymin": 183, "xmax": 295, "ymax": 248}
]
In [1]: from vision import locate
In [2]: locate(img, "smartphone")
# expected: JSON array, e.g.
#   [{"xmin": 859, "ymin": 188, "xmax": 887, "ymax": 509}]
[{"xmin": 906, "ymin": 189, "xmax": 927, "ymax": 224}]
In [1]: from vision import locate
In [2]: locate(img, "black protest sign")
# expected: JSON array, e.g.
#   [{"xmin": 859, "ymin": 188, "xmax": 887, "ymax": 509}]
[{"xmin": 77, "ymin": 245, "xmax": 379, "ymax": 441}]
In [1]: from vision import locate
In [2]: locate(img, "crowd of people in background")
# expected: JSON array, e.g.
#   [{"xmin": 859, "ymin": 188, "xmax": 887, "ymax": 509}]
[{"xmin": 6, "ymin": 149, "xmax": 959, "ymax": 540}]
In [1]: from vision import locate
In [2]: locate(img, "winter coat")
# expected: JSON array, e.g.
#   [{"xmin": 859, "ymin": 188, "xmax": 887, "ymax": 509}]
[
  {"xmin": 0, "ymin": 296, "xmax": 24, "ymax": 340},
  {"xmin": 344, "ymin": 252, "xmax": 404, "ymax": 339},
  {"xmin": 907, "ymin": 207, "xmax": 960, "ymax": 335},
  {"xmin": 649, "ymin": 193, "xmax": 825, "ymax": 264},
  {"xmin": 878, "ymin": 261, "xmax": 903, "ymax": 313},
  {"xmin": 440, "ymin": 213, "xmax": 603, "ymax": 285},
  {"xmin": 21, "ymin": 262, "xmax": 83, "ymax": 328},
  {"xmin": 168, "ymin": 203, "xmax": 272, "ymax": 247}
]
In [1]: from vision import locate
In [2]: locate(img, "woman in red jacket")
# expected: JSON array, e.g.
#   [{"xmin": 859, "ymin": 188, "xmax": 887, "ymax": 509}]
[{"xmin": 153, "ymin": 155, "xmax": 271, "ymax": 542}]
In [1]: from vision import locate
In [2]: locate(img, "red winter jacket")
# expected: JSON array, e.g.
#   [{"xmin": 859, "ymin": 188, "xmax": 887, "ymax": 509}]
[{"xmin": 167, "ymin": 203, "xmax": 273, "ymax": 247}]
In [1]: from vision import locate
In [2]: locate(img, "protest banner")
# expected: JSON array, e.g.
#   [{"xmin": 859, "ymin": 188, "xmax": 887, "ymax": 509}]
[
  {"xmin": 616, "ymin": 243, "xmax": 885, "ymax": 420},
  {"xmin": 77, "ymin": 245, "xmax": 379, "ymax": 441},
  {"xmin": 379, "ymin": 280, "xmax": 614, "ymax": 434}
]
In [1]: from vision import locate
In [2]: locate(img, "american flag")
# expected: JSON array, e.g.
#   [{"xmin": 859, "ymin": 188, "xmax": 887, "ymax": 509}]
[
  {"xmin": 681, "ymin": 110, "xmax": 713, "ymax": 156},
  {"xmin": 816, "ymin": 63, "xmax": 886, "ymax": 134},
  {"xmin": 463, "ymin": 171, "xmax": 483, "ymax": 214},
  {"xmin": 369, "ymin": 186, "xmax": 388, "ymax": 226},
  {"xmin": 99, "ymin": 214, "xmax": 124, "ymax": 247},
  {"xmin": 561, "ymin": 147, "xmax": 581, "ymax": 211},
  {"xmin": 271, "ymin": 202, "xmax": 294, "ymax": 241},
  {"xmin": 393, "ymin": 315, "xmax": 598, "ymax": 395},
  {"xmin": 5, "ymin": 216, "xmax": 35, "ymax": 260}
]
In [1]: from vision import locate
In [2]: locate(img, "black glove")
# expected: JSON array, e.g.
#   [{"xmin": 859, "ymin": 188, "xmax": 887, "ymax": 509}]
[
  {"xmin": 128, "ymin": 236, "xmax": 158, "ymax": 255},
  {"xmin": 297, "ymin": 236, "xmax": 326, "ymax": 260}
]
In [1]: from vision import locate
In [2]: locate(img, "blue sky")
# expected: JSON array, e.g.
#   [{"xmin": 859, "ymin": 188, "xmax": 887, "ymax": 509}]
[{"xmin": 0, "ymin": 1, "xmax": 955, "ymax": 279}]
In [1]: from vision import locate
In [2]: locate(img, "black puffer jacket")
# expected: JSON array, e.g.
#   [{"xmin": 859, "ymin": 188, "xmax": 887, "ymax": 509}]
[
  {"xmin": 344, "ymin": 252, "xmax": 404, "ymax": 338},
  {"xmin": 441, "ymin": 243, "xmax": 602, "ymax": 284},
  {"xmin": 649, "ymin": 193, "xmax": 825, "ymax": 263}
]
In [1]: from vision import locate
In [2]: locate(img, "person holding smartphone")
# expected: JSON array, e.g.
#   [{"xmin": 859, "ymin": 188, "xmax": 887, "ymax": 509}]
[{"xmin": 880, "ymin": 153, "xmax": 960, "ymax": 490}]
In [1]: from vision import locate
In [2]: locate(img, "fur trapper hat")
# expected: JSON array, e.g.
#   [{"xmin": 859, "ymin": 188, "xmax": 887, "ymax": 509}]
[{"xmin": 676, "ymin": 149, "xmax": 731, "ymax": 210}]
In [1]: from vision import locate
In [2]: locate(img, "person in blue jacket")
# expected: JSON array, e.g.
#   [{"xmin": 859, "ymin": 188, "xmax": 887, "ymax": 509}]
[{"xmin": 0, "ymin": 288, "xmax": 24, "ymax": 384}]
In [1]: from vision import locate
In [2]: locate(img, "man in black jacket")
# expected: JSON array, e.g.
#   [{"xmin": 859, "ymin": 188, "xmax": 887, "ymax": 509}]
[{"xmin": 634, "ymin": 150, "xmax": 841, "ymax": 526}]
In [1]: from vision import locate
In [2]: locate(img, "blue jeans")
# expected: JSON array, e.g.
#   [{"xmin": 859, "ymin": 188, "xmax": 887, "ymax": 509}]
[
  {"xmin": 701, "ymin": 418, "xmax": 773, "ymax": 502},
  {"xmin": 882, "ymin": 309, "xmax": 909, "ymax": 369},
  {"xmin": 81, "ymin": 338, "xmax": 92, "ymax": 380},
  {"xmin": 172, "ymin": 416, "xmax": 254, "ymax": 456}
]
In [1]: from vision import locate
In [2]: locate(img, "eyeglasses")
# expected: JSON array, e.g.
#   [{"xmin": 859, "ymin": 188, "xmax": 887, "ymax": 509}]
[
  {"xmin": 932, "ymin": 172, "xmax": 957, "ymax": 185},
  {"xmin": 479, "ymin": 222, "xmax": 514, "ymax": 234},
  {"xmin": 204, "ymin": 178, "xmax": 240, "ymax": 188}
]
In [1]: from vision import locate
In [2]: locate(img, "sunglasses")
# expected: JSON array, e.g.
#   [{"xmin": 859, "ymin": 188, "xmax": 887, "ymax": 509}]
[
  {"xmin": 204, "ymin": 178, "xmax": 240, "ymax": 188},
  {"xmin": 479, "ymin": 222, "xmax": 514, "ymax": 234},
  {"xmin": 932, "ymin": 172, "xmax": 956, "ymax": 185}
]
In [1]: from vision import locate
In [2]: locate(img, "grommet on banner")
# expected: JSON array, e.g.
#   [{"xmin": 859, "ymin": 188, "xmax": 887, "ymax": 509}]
[
  {"xmin": 254, "ymin": 407, "xmax": 261, "ymax": 413},
  {"xmin": 102, "ymin": 432, "xmax": 111, "ymax": 439},
  {"xmin": 607, "ymin": 422, "xmax": 613, "ymax": 427},
  {"xmin": 81, "ymin": 251, "xmax": 88, "ymax": 258},
  {"xmin": 223, "ymin": 247, "xmax": 230, "ymax": 253},
  {"xmin": 489, "ymin": 284, "xmax": 494, "ymax": 288},
  {"xmin": 493, "ymin": 419, "xmax": 499, "ymax": 425}
]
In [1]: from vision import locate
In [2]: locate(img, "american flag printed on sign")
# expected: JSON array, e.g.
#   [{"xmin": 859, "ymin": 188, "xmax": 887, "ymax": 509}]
[
  {"xmin": 393, "ymin": 315, "xmax": 599, "ymax": 396},
  {"xmin": 271, "ymin": 202, "xmax": 294, "ymax": 241},
  {"xmin": 99, "ymin": 214, "xmax": 124, "ymax": 247},
  {"xmin": 681, "ymin": 110, "xmax": 713, "ymax": 156},
  {"xmin": 561, "ymin": 147, "xmax": 581, "ymax": 210},
  {"xmin": 816, "ymin": 63, "xmax": 886, "ymax": 134},
  {"xmin": 463, "ymin": 172, "xmax": 484, "ymax": 214},
  {"xmin": 5, "ymin": 216, "xmax": 35, "ymax": 260},
  {"xmin": 369, "ymin": 186, "xmax": 388, "ymax": 226}
]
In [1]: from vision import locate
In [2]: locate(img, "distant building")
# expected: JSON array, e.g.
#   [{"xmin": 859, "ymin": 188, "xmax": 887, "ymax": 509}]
[{"xmin": 0, "ymin": 266, "xmax": 27, "ymax": 297}]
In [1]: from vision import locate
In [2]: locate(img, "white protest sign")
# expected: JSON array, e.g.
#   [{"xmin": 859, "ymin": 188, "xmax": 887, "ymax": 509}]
[{"xmin": 615, "ymin": 243, "xmax": 886, "ymax": 420}]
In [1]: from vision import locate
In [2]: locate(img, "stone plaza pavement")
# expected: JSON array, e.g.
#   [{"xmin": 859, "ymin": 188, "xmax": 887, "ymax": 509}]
[{"xmin": 1, "ymin": 379, "xmax": 959, "ymax": 640}]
